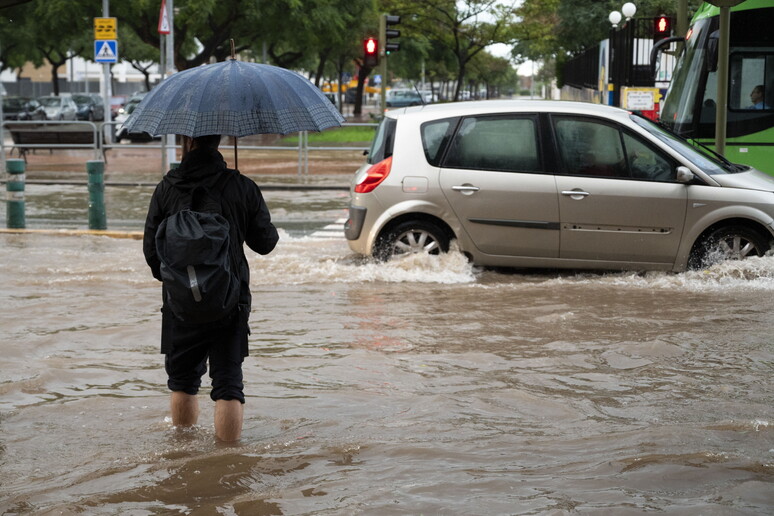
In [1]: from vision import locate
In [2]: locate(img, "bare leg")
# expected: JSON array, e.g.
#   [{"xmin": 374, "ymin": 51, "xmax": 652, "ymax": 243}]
[
  {"xmin": 170, "ymin": 391, "xmax": 199, "ymax": 427},
  {"xmin": 214, "ymin": 399, "xmax": 243, "ymax": 441}
]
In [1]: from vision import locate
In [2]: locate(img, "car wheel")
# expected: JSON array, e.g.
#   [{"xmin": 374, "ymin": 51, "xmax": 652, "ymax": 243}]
[
  {"xmin": 375, "ymin": 220, "xmax": 450, "ymax": 261},
  {"xmin": 689, "ymin": 225, "xmax": 770, "ymax": 269},
  {"xmin": 88, "ymin": 111, "xmax": 95, "ymax": 121}
]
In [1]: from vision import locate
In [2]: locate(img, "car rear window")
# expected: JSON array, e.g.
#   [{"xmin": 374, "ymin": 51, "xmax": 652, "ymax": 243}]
[
  {"xmin": 443, "ymin": 115, "xmax": 541, "ymax": 173},
  {"xmin": 421, "ymin": 117, "xmax": 458, "ymax": 166},
  {"xmin": 367, "ymin": 117, "xmax": 397, "ymax": 164}
]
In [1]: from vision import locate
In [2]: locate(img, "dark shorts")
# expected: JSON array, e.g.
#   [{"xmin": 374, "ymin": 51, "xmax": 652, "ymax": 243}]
[{"xmin": 161, "ymin": 305, "xmax": 250, "ymax": 403}]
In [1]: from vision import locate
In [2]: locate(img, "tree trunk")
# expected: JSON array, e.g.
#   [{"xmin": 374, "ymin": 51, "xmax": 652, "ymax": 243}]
[
  {"xmin": 354, "ymin": 65, "xmax": 372, "ymax": 117},
  {"xmin": 50, "ymin": 63, "xmax": 60, "ymax": 96}
]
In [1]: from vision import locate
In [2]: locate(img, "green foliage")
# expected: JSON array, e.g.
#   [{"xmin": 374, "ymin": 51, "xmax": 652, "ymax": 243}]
[
  {"xmin": 0, "ymin": 0, "xmax": 517, "ymax": 100},
  {"xmin": 282, "ymin": 125, "xmax": 376, "ymax": 144},
  {"xmin": 381, "ymin": 0, "xmax": 519, "ymax": 99}
]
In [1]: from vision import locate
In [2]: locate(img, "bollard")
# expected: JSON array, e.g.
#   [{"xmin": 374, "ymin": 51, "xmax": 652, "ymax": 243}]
[
  {"xmin": 86, "ymin": 160, "xmax": 107, "ymax": 230},
  {"xmin": 6, "ymin": 158, "xmax": 26, "ymax": 229}
]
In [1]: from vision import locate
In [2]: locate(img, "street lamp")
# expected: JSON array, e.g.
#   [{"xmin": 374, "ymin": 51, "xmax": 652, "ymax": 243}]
[
  {"xmin": 608, "ymin": 2, "xmax": 637, "ymax": 106},
  {"xmin": 609, "ymin": 10, "xmax": 622, "ymax": 28},
  {"xmin": 622, "ymin": 2, "xmax": 637, "ymax": 20}
]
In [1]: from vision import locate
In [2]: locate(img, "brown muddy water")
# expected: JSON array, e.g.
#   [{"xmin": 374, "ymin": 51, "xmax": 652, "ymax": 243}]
[{"xmin": 1, "ymin": 186, "xmax": 773, "ymax": 515}]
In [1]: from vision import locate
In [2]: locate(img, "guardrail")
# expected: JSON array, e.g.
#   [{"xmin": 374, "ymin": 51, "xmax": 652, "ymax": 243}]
[{"xmin": 1, "ymin": 119, "xmax": 376, "ymax": 176}]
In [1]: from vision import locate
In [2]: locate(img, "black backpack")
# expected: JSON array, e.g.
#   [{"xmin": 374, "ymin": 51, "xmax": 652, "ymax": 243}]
[{"xmin": 155, "ymin": 176, "xmax": 240, "ymax": 324}]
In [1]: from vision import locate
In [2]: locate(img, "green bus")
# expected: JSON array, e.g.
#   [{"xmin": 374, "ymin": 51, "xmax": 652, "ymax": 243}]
[{"xmin": 660, "ymin": 0, "xmax": 774, "ymax": 174}]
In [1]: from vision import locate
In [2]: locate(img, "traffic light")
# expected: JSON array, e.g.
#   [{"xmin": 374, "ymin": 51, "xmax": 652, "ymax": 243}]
[
  {"xmin": 364, "ymin": 37, "xmax": 378, "ymax": 67},
  {"xmin": 653, "ymin": 15, "xmax": 672, "ymax": 42},
  {"xmin": 383, "ymin": 14, "xmax": 400, "ymax": 55}
]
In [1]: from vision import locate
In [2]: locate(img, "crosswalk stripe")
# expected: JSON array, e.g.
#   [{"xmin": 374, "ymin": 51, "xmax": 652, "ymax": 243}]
[{"xmin": 309, "ymin": 218, "xmax": 346, "ymax": 239}]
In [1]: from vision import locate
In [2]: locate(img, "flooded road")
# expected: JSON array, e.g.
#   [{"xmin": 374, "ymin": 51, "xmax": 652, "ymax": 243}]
[{"xmin": 1, "ymin": 184, "xmax": 773, "ymax": 514}]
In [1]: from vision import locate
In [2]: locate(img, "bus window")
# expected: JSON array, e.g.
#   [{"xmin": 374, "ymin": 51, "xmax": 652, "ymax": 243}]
[
  {"xmin": 729, "ymin": 53, "xmax": 774, "ymax": 111},
  {"xmin": 661, "ymin": 18, "xmax": 713, "ymax": 132},
  {"xmin": 699, "ymin": 70, "xmax": 718, "ymax": 123}
]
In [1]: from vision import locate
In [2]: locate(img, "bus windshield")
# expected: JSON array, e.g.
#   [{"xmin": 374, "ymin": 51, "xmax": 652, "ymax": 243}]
[
  {"xmin": 660, "ymin": 18, "xmax": 712, "ymax": 135},
  {"xmin": 631, "ymin": 115, "xmax": 741, "ymax": 175}
]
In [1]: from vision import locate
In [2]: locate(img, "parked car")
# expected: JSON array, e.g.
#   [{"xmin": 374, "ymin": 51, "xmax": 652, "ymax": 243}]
[
  {"xmin": 385, "ymin": 89, "xmax": 423, "ymax": 108},
  {"xmin": 37, "ymin": 95, "xmax": 78, "ymax": 120},
  {"xmin": 2, "ymin": 96, "xmax": 46, "ymax": 120},
  {"xmin": 418, "ymin": 90, "xmax": 437, "ymax": 104},
  {"xmin": 114, "ymin": 93, "xmax": 156, "ymax": 141},
  {"xmin": 72, "ymin": 93, "xmax": 105, "ymax": 121},
  {"xmin": 345, "ymin": 100, "xmax": 774, "ymax": 272}
]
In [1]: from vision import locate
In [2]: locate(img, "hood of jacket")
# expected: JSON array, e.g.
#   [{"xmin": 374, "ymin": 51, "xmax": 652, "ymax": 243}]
[{"xmin": 163, "ymin": 148, "xmax": 229, "ymax": 193}]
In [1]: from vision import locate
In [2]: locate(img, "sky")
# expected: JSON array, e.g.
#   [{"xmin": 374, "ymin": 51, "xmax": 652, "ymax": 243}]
[{"xmin": 487, "ymin": 42, "xmax": 536, "ymax": 76}]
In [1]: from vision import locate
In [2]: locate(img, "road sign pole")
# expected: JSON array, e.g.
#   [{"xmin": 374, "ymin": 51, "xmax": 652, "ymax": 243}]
[{"xmin": 101, "ymin": 1, "xmax": 112, "ymax": 146}]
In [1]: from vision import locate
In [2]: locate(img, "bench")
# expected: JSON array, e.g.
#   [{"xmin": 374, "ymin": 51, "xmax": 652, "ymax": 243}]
[{"xmin": 7, "ymin": 123, "xmax": 106, "ymax": 162}]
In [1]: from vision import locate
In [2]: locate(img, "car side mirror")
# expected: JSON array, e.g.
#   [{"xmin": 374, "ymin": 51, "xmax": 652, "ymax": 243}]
[{"xmin": 676, "ymin": 166, "xmax": 695, "ymax": 183}]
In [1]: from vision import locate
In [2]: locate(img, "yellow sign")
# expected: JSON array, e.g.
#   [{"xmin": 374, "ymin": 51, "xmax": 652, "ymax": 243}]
[{"xmin": 94, "ymin": 18, "xmax": 117, "ymax": 40}]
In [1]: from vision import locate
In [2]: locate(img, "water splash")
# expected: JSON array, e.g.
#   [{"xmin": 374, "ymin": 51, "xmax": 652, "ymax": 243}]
[{"xmin": 251, "ymin": 233, "xmax": 477, "ymax": 285}]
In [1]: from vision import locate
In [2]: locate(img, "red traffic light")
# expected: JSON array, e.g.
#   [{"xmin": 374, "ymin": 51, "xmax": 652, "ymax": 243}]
[
  {"xmin": 364, "ymin": 37, "xmax": 378, "ymax": 55},
  {"xmin": 363, "ymin": 37, "xmax": 378, "ymax": 67},
  {"xmin": 654, "ymin": 15, "xmax": 671, "ymax": 36}
]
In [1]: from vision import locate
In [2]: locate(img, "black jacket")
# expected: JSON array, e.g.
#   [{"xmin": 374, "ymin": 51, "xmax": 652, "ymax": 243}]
[{"xmin": 143, "ymin": 147, "xmax": 279, "ymax": 311}]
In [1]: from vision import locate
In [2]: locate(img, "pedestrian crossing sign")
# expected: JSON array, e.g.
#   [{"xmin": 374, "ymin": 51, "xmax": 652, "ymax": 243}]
[{"xmin": 94, "ymin": 40, "xmax": 118, "ymax": 63}]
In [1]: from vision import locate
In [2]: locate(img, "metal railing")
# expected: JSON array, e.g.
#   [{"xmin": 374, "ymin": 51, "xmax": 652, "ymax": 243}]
[
  {"xmin": 1, "ymin": 119, "xmax": 376, "ymax": 176},
  {"xmin": 1, "ymin": 120, "xmax": 102, "ymax": 161}
]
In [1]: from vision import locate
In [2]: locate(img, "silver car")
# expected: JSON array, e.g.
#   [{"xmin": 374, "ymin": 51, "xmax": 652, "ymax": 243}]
[
  {"xmin": 345, "ymin": 100, "xmax": 774, "ymax": 271},
  {"xmin": 37, "ymin": 95, "xmax": 78, "ymax": 120}
]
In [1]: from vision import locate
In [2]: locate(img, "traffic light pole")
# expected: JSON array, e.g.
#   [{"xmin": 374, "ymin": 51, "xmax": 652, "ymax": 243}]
[{"xmin": 379, "ymin": 14, "xmax": 387, "ymax": 115}]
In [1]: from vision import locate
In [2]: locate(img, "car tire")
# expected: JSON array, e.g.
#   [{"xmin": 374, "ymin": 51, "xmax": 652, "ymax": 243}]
[
  {"xmin": 374, "ymin": 220, "xmax": 450, "ymax": 261},
  {"xmin": 688, "ymin": 225, "xmax": 770, "ymax": 269}
]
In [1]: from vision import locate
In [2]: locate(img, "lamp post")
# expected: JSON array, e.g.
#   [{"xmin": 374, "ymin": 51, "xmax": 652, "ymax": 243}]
[{"xmin": 608, "ymin": 2, "xmax": 637, "ymax": 107}]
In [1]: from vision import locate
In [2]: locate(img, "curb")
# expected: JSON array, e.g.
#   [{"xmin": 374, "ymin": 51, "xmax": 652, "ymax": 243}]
[{"xmin": 0, "ymin": 228, "xmax": 143, "ymax": 239}]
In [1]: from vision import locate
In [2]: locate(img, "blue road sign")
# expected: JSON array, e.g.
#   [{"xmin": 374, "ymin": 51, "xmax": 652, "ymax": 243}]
[{"xmin": 94, "ymin": 40, "xmax": 118, "ymax": 63}]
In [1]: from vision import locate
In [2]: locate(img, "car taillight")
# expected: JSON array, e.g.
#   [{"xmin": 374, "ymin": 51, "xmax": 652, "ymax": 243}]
[{"xmin": 355, "ymin": 156, "xmax": 392, "ymax": 193}]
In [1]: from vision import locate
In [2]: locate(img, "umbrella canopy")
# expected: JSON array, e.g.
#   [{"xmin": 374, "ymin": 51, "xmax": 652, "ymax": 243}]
[{"xmin": 121, "ymin": 60, "xmax": 345, "ymax": 138}]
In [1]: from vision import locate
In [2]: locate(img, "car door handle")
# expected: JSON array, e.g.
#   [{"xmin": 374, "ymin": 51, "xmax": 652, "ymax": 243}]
[
  {"xmin": 452, "ymin": 185, "xmax": 480, "ymax": 192},
  {"xmin": 561, "ymin": 190, "xmax": 590, "ymax": 198}
]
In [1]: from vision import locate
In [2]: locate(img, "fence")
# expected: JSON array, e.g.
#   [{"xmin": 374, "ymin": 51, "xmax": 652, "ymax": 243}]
[
  {"xmin": 1, "ymin": 120, "xmax": 377, "ymax": 176},
  {"xmin": 562, "ymin": 16, "xmax": 678, "ymax": 106}
]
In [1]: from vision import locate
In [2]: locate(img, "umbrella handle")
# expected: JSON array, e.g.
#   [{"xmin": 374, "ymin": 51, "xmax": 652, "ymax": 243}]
[{"xmin": 230, "ymin": 39, "xmax": 236, "ymax": 60}]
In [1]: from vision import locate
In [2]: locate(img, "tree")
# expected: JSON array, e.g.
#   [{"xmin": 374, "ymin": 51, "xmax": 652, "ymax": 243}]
[
  {"xmin": 467, "ymin": 51, "xmax": 515, "ymax": 98},
  {"xmin": 113, "ymin": 0, "xmax": 259, "ymax": 71},
  {"xmin": 383, "ymin": 0, "xmax": 518, "ymax": 101},
  {"xmin": 0, "ymin": 4, "xmax": 35, "ymax": 76},
  {"xmin": 27, "ymin": 0, "xmax": 97, "ymax": 95},
  {"xmin": 120, "ymin": 28, "xmax": 159, "ymax": 92}
]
